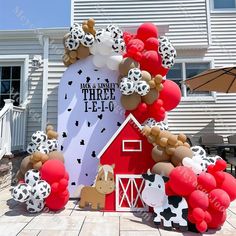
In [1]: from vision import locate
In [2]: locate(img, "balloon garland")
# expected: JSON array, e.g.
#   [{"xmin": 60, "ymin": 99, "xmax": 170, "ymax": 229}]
[{"xmin": 62, "ymin": 19, "xmax": 181, "ymax": 124}]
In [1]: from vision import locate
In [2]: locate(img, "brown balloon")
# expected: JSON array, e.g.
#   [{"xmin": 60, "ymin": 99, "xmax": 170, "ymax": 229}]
[
  {"xmin": 142, "ymin": 89, "xmax": 158, "ymax": 105},
  {"xmin": 171, "ymin": 146, "xmax": 193, "ymax": 167},
  {"xmin": 20, "ymin": 155, "xmax": 33, "ymax": 176},
  {"xmin": 141, "ymin": 70, "xmax": 152, "ymax": 82},
  {"xmin": 46, "ymin": 124, "xmax": 54, "ymax": 132},
  {"xmin": 77, "ymin": 45, "xmax": 90, "ymax": 59},
  {"xmin": 152, "ymin": 146, "xmax": 171, "ymax": 163},
  {"xmin": 47, "ymin": 130, "xmax": 58, "ymax": 140},
  {"xmin": 69, "ymin": 50, "xmax": 77, "ymax": 59},
  {"xmin": 151, "ymin": 162, "xmax": 175, "ymax": 177},
  {"xmin": 16, "ymin": 170, "xmax": 24, "ymax": 181},
  {"xmin": 48, "ymin": 151, "xmax": 65, "ymax": 163},
  {"xmin": 147, "ymin": 135, "xmax": 156, "ymax": 145},
  {"xmin": 120, "ymin": 93, "xmax": 141, "ymax": 111},
  {"xmin": 119, "ymin": 58, "xmax": 139, "ymax": 76}
]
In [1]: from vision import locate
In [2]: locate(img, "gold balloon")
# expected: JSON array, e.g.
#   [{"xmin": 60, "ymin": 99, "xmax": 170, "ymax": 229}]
[
  {"xmin": 120, "ymin": 93, "xmax": 141, "ymax": 111},
  {"xmin": 119, "ymin": 58, "xmax": 139, "ymax": 76},
  {"xmin": 152, "ymin": 146, "xmax": 171, "ymax": 163},
  {"xmin": 77, "ymin": 45, "xmax": 90, "ymax": 59},
  {"xmin": 141, "ymin": 70, "xmax": 152, "ymax": 82},
  {"xmin": 142, "ymin": 89, "xmax": 158, "ymax": 105},
  {"xmin": 48, "ymin": 151, "xmax": 65, "ymax": 163},
  {"xmin": 20, "ymin": 155, "xmax": 33, "ymax": 175},
  {"xmin": 171, "ymin": 146, "xmax": 193, "ymax": 167},
  {"xmin": 152, "ymin": 162, "xmax": 175, "ymax": 177}
]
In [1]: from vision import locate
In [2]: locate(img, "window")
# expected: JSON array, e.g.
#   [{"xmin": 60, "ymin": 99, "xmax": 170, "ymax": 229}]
[
  {"xmin": 167, "ymin": 61, "xmax": 211, "ymax": 98},
  {"xmin": 0, "ymin": 66, "xmax": 21, "ymax": 108},
  {"xmin": 212, "ymin": 0, "xmax": 236, "ymax": 10},
  {"xmin": 122, "ymin": 140, "xmax": 142, "ymax": 152}
]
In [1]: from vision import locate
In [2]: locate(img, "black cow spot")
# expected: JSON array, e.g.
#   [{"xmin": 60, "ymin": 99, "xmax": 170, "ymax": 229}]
[
  {"xmin": 94, "ymin": 69, "xmax": 98, "ymax": 72},
  {"xmin": 97, "ymin": 77, "xmax": 100, "ymax": 80},
  {"xmin": 80, "ymin": 140, "xmax": 85, "ymax": 145},
  {"xmin": 71, "ymin": 182, "xmax": 76, "ymax": 186},
  {"xmin": 67, "ymin": 108, "xmax": 72, "ymax": 112},
  {"xmin": 86, "ymin": 77, "xmax": 91, "ymax": 83},
  {"xmin": 75, "ymin": 121, "xmax": 79, "ymax": 126},
  {"xmin": 29, "ymin": 199, "xmax": 33, "ymax": 205},
  {"xmin": 162, "ymin": 176, "xmax": 169, "ymax": 183},
  {"xmin": 87, "ymin": 122, "xmax": 91, "ymax": 127},
  {"xmin": 98, "ymin": 114, "xmax": 103, "ymax": 120},
  {"xmin": 62, "ymin": 132, "xmax": 67, "ymax": 138},
  {"xmin": 168, "ymin": 196, "xmax": 182, "ymax": 208},
  {"xmin": 85, "ymin": 173, "xmax": 88, "ymax": 176},
  {"xmin": 77, "ymin": 159, "xmax": 81, "ymax": 164},
  {"xmin": 101, "ymin": 128, "xmax": 106, "ymax": 133},
  {"xmin": 33, "ymin": 176, "xmax": 38, "ymax": 181},
  {"xmin": 18, "ymin": 193, "xmax": 23, "ymax": 200},
  {"xmin": 61, "ymin": 145, "xmax": 64, "ymax": 151},
  {"xmin": 28, "ymin": 208, "xmax": 35, "ymax": 212},
  {"xmin": 142, "ymin": 174, "xmax": 155, "ymax": 182},
  {"xmin": 65, "ymin": 94, "xmax": 67, "ymax": 100},
  {"xmin": 160, "ymin": 207, "xmax": 177, "ymax": 221},
  {"xmin": 117, "ymin": 122, "xmax": 121, "ymax": 127},
  {"xmin": 68, "ymin": 81, "xmax": 73, "ymax": 85},
  {"xmin": 78, "ymin": 69, "xmax": 82, "ymax": 75},
  {"xmin": 22, "ymin": 189, "xmax": 27, "ymax": 195},
  {"xmin": 105, "ymin": 79, "xmax": 109, "ymax": 83},
  {"xmin": 36, "ymin": 196, "xmax": 40, "ymax": 200},
  {"xmin": 182, "ymin": 208, "xmax": 188, "ymax": 221},
  {"xmin": 91, "ymin": 151, "xmax": 96, "ymax": 158}
]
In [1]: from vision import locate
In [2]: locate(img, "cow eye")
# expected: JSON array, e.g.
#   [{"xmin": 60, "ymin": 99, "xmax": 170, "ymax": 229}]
[
  {"xmin": 158, "ymin": 184, "xmax": 161, "ymax": 188},
  {"xmin": 149, "ymin": 183, "xmax": 152, "ymax": 186}
]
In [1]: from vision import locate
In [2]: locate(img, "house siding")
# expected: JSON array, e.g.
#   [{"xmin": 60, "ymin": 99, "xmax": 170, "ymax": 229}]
[{"xmin": 0, "ymin": 37, "xmax": 44, "ymax": 144}]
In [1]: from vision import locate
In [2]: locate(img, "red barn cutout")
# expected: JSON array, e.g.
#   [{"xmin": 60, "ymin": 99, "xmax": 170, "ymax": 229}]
[{"xmin": 98, "ymin": 114, "xmax": 155, "ymax": 211}]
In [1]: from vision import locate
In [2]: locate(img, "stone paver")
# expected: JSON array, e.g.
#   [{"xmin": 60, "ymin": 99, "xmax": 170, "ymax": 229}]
[{"xmin": 0, "ymin": 187, "xmax": 236, "ymax": 235}]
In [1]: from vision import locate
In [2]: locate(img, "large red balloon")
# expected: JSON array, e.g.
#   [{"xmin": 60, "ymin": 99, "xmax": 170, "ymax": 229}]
[
  {"xmin": 145, "ymin": 37, "xmax": 159, "ymax": 51},
  {"xmin": 40, "ymin": 160, "xmax": 66, "ymax": 184},
  {"xmin": 159, "ymin": 80, "xmax": 181, "ymax": 111},
  {"xmin": 208, "ymin": 189, "xmax": 230, "ymax": 211},
  {"xmin": 207, "ymin": 207, "xmax": 226, "ymax": 229},
  {"xmin": 168, "ymin": 166, "xmax": 197, "ymax": 196},
  {"xmin": 136, "ymin": 23, "xmax": 158, "ymax": 42},
  {"xmin": 140, "ymin": 51, "xmax": 168, "ymax": 77},
  {"xmin": 197, "ymin": 172, "xmax": 216, "ymax": 193},
  {"xmin": 45, "ymin": 192, "xmax": 69, "ymax": 211}
]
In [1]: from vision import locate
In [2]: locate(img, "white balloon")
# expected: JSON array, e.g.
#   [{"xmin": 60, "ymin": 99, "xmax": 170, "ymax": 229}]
[
  {"xmin": 97, "ymin": 43, "xmax": 113, "ymax": 56},
  {"xmin": 106, "ymin": 55, "xmax": 123, "ymax": 70},
  {"xmin": 92, "ymin": 55, "xmax": 107, "ymax": 68},
  {"xmin": 182, "ymin": 157, "xmax": 193, "ymax": 167},
  {"xmin": 100, "ymin": 31, "xmax": 112, "ymax": 44},
  {"xmin": 89, "ymin": 42, "xmax": 99, "ymax": 55}
]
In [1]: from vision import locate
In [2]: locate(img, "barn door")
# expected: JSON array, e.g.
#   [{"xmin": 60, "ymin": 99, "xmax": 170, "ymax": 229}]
[{"xmin": 116, "ymin": 174, "xmax": 148, "ymax": 212}]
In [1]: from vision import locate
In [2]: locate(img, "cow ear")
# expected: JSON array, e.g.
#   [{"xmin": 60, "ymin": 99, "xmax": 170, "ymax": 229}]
[
  {"xmin": 162, "ymin": 176, "xmax": 169, "ymax": 183},
  {"xmin": 142, "ymin": 174, "xmax": 149, "ymax": 180}
]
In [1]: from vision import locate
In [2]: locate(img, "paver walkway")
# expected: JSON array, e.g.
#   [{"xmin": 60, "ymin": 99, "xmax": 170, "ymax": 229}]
[{"xmin": 0, "ymin": 187, "xmax": 236, "ymax": 236}]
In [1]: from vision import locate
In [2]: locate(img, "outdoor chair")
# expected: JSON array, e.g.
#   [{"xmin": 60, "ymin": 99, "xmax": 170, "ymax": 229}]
[{"xmin": 199, "ymin": 134, "xmax": 224, "ymax": 155}]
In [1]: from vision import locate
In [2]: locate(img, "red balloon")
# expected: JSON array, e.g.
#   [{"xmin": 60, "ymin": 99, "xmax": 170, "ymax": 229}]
[
  {"xmin": 58, "ymin": 178, "xmax": 68, "ymax": 192},
  {"xmin": 189, "ymin": 190, "xmax": 209, "ymax": 210},
  {"xmin": 208, "ymin": 189, "xmax": 230, "ymax": 212},
  {"xmin": 207, "ymin": 207, "xmax": 226, "ymax": 229},
  {"xmin": 136, "ymin": 23, "xmax": 158, "ymax": 42},
  {"xmin": 192, "ymin": 208, "xmax": 205, "ymax": 222},
  {"xmin": 140, "ymin": 51, "xmax": 168, "ymax": 77},
  {"xmin": 197, "ymin": 172, "xmax": 216, "ymax": 193},
  {"xmin": 159, "ymin": 80, "xmax": 181, "ymax": 111},
  {"xmin": 219, "ymin": 172, "xmax": 236, "ymax": 201},
  {"xmin": 168, "ymin": 166, "xmax": 197, "ymax": 196},
  {"xmin": 126, "ymin": 39, "xmax": 144, "ymax": 53},
  {"xmin": 204, "ymin": 211, "xmax": 212, "ymax": 224},
  {"xmin": 40, "ymin": 160, "xmax": 66, "ymax": 184},
  {"xmin": 45, "ymin": 192, "xmax": 69, "ymax": 211},
  {"xmin": 145, "ymin": 37, "xmax": 159, "ymax": 51},
  {"xmin": 196, "ymin": 220, "xmax": 208, "ymax": 233}
]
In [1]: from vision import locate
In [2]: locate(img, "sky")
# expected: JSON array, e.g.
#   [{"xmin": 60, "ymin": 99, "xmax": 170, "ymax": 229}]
[{"xmin": 0, "ymin": 0, "xmax": 71, "ymax": 30}]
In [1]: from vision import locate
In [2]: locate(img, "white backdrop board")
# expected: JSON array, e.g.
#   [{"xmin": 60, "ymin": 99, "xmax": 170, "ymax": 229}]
[{"xmin": 58, "ymin": 56, "xmax": 125, "ymax": 196}]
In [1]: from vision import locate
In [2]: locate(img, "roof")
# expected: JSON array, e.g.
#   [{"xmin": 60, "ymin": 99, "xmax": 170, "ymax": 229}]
[
  {"xmin": 97, "ymin": 114, "xmax": 142, "ymax": 159},
  {"xmin": 0, "ymin": 27, "xmax": 68, "ymax": 39}
]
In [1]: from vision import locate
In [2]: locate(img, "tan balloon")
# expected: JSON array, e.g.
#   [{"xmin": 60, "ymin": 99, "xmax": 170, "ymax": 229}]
[
  {"xmin": 77, "ymin": 45, "xmax": 90, "ymax": 59},
  {"xmin": 152, "ymin": 146, "xmax": 171, "ymax": 163},
  {"xmin": 171, "ymin": 146, "xmax": 193, "ymax": 167},
  {"xmin": 47, "ymin": 130, "xmax": 58, "ymax": 140},
  {"xmin": 120, "ymin": 93, "xmax": 141, "ymax": 111},
  {"xmin": 119, "ymin": 58, "xmax": 139, "ymax": 76},
  {"xmin": 141, "ymin": 70, "xmax": 152, "ymax": 82},
  {"xmin": 152, "ymin": 162, "xmax": 175, "ymax": 177},
  {"xmin": 20, "ymin": 155, "xmax": 33, "ymax": 175},
  {"xmin": 33, "ymin": 161, "xmax": 43, "ymax": 170},
  {"xmin": 48, "ymin": 151, "xmax": 65, "ymax": 163},
  {"xmin": 142, "ymin": 89, "xmax": 158, "ymax": 105}
]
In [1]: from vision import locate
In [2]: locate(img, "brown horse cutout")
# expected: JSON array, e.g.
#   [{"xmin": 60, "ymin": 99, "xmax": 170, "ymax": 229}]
[{"xmin": 79, "ymin": 164, "xmax": 115, "ymax": 210}]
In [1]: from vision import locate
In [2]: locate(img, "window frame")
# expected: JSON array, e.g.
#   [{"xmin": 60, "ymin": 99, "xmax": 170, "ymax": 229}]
[
  {"xmin": 0, "ymin": 55, "xmax": 29, "ymax": 106},
  {"xmin": 168, "ymin": 58, "xmax": 216, "ymax": 102},
  {"xmin": 211, "ymin": 0, "xmax": 236, "ymax": 13},
  {"xmin": 122, "ymin": 140, "xmax": 142, "ymax": 152}
]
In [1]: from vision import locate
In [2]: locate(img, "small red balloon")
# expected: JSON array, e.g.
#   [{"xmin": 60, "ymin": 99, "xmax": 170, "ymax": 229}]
[
  {"xmin": 145, "ymin": 37, "xmax": 159, "ymax": 51},
  {"xmin": 197, "ymin": 172, "xmax": 216, "ymax": 193},
  {"xmin": 207, "ymin": 207, "xmax": 226, "ymax": 229},
  {"xmin": 136, "ymin": 23, "xmax": 158, "ymax": 42},
  {"xmin": 192, "ymin": 208, "xmax": 205, "ymax": 222},
  {"xmin": 196, "ymin": 220, "xmax": 208, "ymax": 233},
  {"xmin": 45, "ymin": 192, "xmax": 69, "ymax": 211},
  {"xmin": 219, "ymin": 172, "xmax": 236, "ymax": 201},
  {"xmin": 189, "ymin": 190, "xmax": 209, "ymax": 210},
  {"xmin": 159, "ymin": 80, "xmax": 182, "ymax": 111}
]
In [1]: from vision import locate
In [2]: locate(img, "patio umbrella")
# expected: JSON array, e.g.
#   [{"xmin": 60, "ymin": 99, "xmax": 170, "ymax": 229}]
[{"xmin": 185, "ymin": 66, "xmax": 236, "ymax": 93}]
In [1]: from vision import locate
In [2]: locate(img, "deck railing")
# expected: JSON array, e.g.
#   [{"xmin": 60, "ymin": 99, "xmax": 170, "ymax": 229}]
[{"xmin": 0, "ymin": 99, "xmax": 27, "ymax": 160}]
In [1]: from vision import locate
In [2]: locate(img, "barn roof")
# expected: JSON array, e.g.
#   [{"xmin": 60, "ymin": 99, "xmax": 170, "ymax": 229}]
[{"xmin": 97, "ymin": 114, "xmax": 142, "ymax": 159}]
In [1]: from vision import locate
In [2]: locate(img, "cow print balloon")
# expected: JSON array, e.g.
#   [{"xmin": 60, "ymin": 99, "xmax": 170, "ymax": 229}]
[
  {"xmin": 106, "ymin": 24, "xmax": 123, "ymax": 39},
  {"xmin": 36, "ymin": 144, "xmax": 49, "ymax": 154},
  {"xmin": 26, "ymin": 198, "xmax": 45, "ymax": 213},
  {"xmin": 12, "ymin": 184, "xmax": 31, "ymax": 203},
  {"xmin": 135, "ymin": 80, "xmax": 150, "ymax": 96},
  {"xmin": 128, "ymin": 68, "xmax": 142, "ymax": 82},
  {"xmin": 95, "ymin": 29, "xmax": 105, "ymax": 43},
  {"xmin": 27, "ymin": 142, "xmax": 37, "ymax": 154},
  {"xmin": 112, "ymin": 38, "xmax": 125, "ymax": 53},
  {"xmin": 65, "ymin": 36, "xmax": 80, "ymax": 51},
  {"xmin": 119, "ymin": 77, "xmax": 136, "ymax": 95},
  {"xmin": 31, "ymin": 180, "xmax": 51, "ymax": 200},
  {"xmin": 31, "ymin": 131, "xmax": 47, "ymax": 145},
  {"xmin": 81, "ymin": 33, "xmax": 95, "ymax": 47},
  {"xmin": 47, "ymin": 139, "xmax": 58, "ymax": 152},
  {"xmin": 25, "ymin": 169, "xmax": 40, "ymax": 187}
]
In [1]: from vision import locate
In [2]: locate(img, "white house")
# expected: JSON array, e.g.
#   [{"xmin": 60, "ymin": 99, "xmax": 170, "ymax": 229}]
[{"xmin": 0, "ymin": 0, "xmax": 236, "ymax": 157}]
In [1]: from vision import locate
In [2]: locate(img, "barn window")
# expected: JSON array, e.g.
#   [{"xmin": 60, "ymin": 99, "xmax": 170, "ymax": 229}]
[{"xmin": 122, "ymin": 140, "xmax": 142, "ymax": 152}]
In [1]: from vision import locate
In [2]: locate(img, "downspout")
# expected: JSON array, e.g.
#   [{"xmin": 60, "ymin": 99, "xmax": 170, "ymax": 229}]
[
  {"xmin": 41, "ymin": 36, "xmax": 49, "ymax": 130},
  {"xmin": 206, "ymin": 0, "xmax": 212, "ymax": 46}
]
